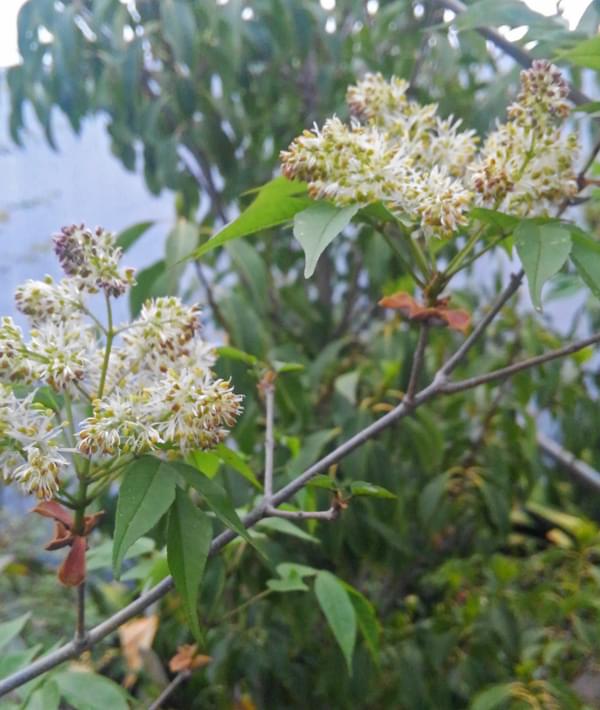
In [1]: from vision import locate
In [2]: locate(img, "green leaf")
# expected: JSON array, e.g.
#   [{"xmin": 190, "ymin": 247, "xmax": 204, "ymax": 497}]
[
  {"xmin": 167, "ymin": 487, "xmax": 212, "ymax": 641},
  {"xmin": 189, "ymin": 450, "xmax": 221, "ymax": 478},
  {"xmin": 191, "ymin": 178, "xmax": 311, "ymax": 259},
  {"xmin": 470, "ymin": 207, "xmax": 519, "ymax": 231},
  {"xmin": 172, "ymin": 461, "xmax": 256, "ymax": 549},
  {"xmin": 514, "ymin": 220, "xmax": 572, "ymax": 309},
  {"xmin": 314, "ymin": 571, "xmax": 357, "ymax": 673},
  {"xmin": 470, "ymin": 683, "xmax": 514, "ymax": 710},
  {"xmin": 257, "ymin": 516, "xmax": 320, "ymax": 543},
  {"xmin": 307, "ymin": 474, "xmax": 339, "ymax": 491},
  {"xmin": 350, "ymin": 481, "xmax": 396, "ymax": 499},
  {"xmin": 343, "ymin": 584, "xmax": 381, "ymax": 663},
  {"xmin": 116, "ymin": 221, "xmax": 154, "ymax": 252},
  {"xmin": 112, "ymin": 457, "xmax": 176, "ymax": 577},
  {"xmin": 0, "ymin": 612, "xmax": 30, "ymax": 652},
  {"xmin": 54, "ymin": 671, "xmax": 129, "ymax": 710},
  {"xmin": 293, "ymin": 203, "xmax": 359, "ymax": 278},
  {"xmin": 216, "ymin": 345, "xmax": 259, "ymax": 366},
  {"xmin": 267, "ymin": 563, "xmax": 317, "ymax": 593},
  {"xmin": 267, "ymin": 576, "xmax": 309, "ymax": 593},
  {"xmin": 574, "ymin": 101, "xmax": 600, "ymax": 114},
  {"xmin": 160, "ymin": 0, "xmax": 198, "ymax": 68},
  {"xmin": 569, "ymin": 228, "xmax": 600, "ymax": 299},
  {"xmin": 558, "ymin": 35, "xmax": 600, "ymax": 70},
  {"xmin": 24, "ymin": 680, "xmax": 60, "ymax": 710},
  {"xmin": 215, "ymin": 443, "xmax": 262, "ymax": 489}
]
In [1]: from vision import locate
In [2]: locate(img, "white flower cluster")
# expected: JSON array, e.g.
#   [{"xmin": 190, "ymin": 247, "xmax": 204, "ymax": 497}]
[
  {"xmin": 472, "ymin": 60, "xmax": 578, "ymax": 215},
  {"xmin": 281, "ymin": 62, "xmax": 578, "ymax": 236},
  {"xmin": 0, "ymin": 225, "xmax": 242, "ymax": 500},
  {"xmin": 78, "ymin": 296, "xmax": 242, "ymax": 458}
]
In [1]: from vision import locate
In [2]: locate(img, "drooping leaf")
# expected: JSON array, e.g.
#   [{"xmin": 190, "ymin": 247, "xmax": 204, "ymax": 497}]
[
  {"xmin": 112, "ymin": 457, "xmax": 176, "ymax": 577},
  {"xmin": 54, "ymin": 671, "xmax": 129, "ymax": 710},
  {"xmin": 171, "ymin": 461, "xmax": 256, "ymax": 549},
  {"xmin": 188, "ymin": 450, "xmax": 221, "ymax": 478},
  {"xmin": 343, "ymin": 583, "xmax": 381, "ymax": 663},
  {"xmin": 190, "ymin": 178, "xmax": 311, "ymax": 259},
  {"xmin": 0, "ymin": 613, "xmax": 30, "ymax": 652},
  {"xmin": 568, "ymin": 228, "xmax": 600, "ymax": 299},
  {"xmin": 514, "ymin": 220, "xmax": 572, "ymax": 309},
  {"xmin": 116, "ymin": 221, "xmax": 154, "ymax": 252},
  {"xmin": 558, "ymin": 34, "xmax": 600, "ymax": 70},
  {"xmin": 167, "ymin": 487, "xmax": 213, "ymax": 641},
  {"xmin": 293, "ymin": 202, "xmax": 359, "ymax": 278},
  {"xmin": 314, "ymin": 571, "xmax": 357, "ymax": 673}
]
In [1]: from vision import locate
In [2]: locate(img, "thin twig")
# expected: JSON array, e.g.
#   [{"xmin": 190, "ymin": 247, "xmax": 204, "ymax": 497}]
[
  {"xmin": 264, "ymin": 505, "xmax": 339, "ymax": 521},
  {"xmin": 442, "ymin": 331, "xmax": 600, "ymax": 395},
  {"xmin": 74, "ymin": 583, "xmax": 87, "ymax": 650},
  {"xmin": 263, "ymin": 381, "xmax": 275, "ymax": 499},
  {"xmin": 406, "ymin": 323, "xmax": 429, "ymax": 403},
  {"xmin": 148, "ymin": 670, "xmax": 191, "ymax": 710},
  {"xmin": 440, "ymin": 270, "xmax": 524, "ymax": 379}
]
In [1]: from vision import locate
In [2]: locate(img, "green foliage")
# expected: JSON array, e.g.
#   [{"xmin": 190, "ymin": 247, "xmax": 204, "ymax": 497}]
[
  {"xmin": 514, "ymin": 220, "xmax": 572, "ymax": 309},
  {"xmin": 167, "ymin": 488, "xmax": 212, "ymax": 641},
  {"xmin": 293, "ymin": 203, "xmax": 360, "ymax": 278},
  {"xmin": 112, "ymin": 457, "xmax": 176, "ymax": 576},
  {"xmin": 6, "ymin": 0, "xmax": 600, "ymax": 708}
]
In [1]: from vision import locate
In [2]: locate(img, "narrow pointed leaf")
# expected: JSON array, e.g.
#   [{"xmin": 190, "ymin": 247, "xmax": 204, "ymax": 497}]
[
  {"xmin": 167, "ymin": 488, "xmax": 212, "ymax": 641},
  {"xmin": 293, "ymin": 203, "xmax": 359, "ymax": 278},
  {"xmin": 314, "ymin": 571, "xmax": 357, "ymax": 673},
  {"xmin": 170, "ymin": 461, "xmax": 255, "ymax": 549},
  {"xmin": 113, "ymin": 457, "xmax": 176, "ymax": 577},
  {"xmin": 191, "ymin": 178, "xmax": 310, "ymax": 259}
]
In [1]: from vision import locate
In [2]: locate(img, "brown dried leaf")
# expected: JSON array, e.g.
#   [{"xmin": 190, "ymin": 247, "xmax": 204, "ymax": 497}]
[
  {"xmin": 118, "ymin": 615, "xmax": 159, "ymax": 687},
  {"xmin": 379, "ymin": 291, "xmax": 471, "ymax": 334},
  {"xmin": 58, "ymin": 536, "xmax": 87, "ymax": 587}
]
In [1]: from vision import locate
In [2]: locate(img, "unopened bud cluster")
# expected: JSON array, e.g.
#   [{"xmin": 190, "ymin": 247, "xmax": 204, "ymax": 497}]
[
  {"xmin": 281, "ymin": 61, "xmax": 578, "ymax": 236},
  {"xmin": 0, "ymin": 225, "xmax": 242, "ymax": 500}
]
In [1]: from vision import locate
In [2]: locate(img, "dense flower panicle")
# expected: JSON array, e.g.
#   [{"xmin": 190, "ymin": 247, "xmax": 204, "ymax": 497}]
[
  {"xmin": 281, "ymin": 63, "xmax": 577, "ymax": 233},
  {"xmin": 0, "ymin": 386, "xmax": 67, "ymax": 499},
  {"xmin": 471, "ymin": 60, "xmax": 577, "ymax": 215},
  {"xmin": 15, "ymin": 276, "xmax": 83, "ymax": 324},
  {"xmin": 0, "ymin": 224, "xmax": 242, "ymax": 501},
  {"xmin": 53, "ymin": 224, "xmax": 135, "ymax": 297}
]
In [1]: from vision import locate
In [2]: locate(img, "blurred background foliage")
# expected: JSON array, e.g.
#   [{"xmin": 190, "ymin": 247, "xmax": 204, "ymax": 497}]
[{"xmin": 4, "ymin": 0, "xmax": 600, "ymax": 707}]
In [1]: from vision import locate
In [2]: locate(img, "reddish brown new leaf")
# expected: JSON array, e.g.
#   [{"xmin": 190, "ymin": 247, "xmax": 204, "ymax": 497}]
[
  {"xmin": 379, "ymin": 291, "xmax": 471, "ymax": 333},
  {"xmin": 58, "ymin": 536, "xmax": 87, "ymax": 587}
]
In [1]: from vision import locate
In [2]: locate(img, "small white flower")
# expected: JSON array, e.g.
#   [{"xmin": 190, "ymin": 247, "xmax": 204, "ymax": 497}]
[{"xmin": 15, "ymin": 276, "xmax": 83, "ymax": 324}]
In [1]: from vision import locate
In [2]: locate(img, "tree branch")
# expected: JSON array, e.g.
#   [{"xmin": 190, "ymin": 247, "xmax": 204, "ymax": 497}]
[
  {"xmin": 148, "ymin": 670, "xmax": 190, "ymax": 710},
  {"xmin": 537, "ymin": 431, "xmax": 600, "ymax": 493},
  {"xmin": 406, "ymin": 323, "xmax": 429, "ymax": 402},
  {"xmin": 442, "ymin": 332, "xmax": 600, "ymax": 395},
  {"xmin": 433, "ymin": 0, "xmax": 592, "ymax": 106}
]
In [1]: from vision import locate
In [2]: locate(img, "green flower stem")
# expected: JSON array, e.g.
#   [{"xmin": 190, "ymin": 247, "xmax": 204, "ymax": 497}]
[
  {"xmin": 381, "ymin": 230, "xmax": 425, "ymax": 287},
  {"xmin": 97, "ymin": 293, "xmax": 114, "ymax": 400}
]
